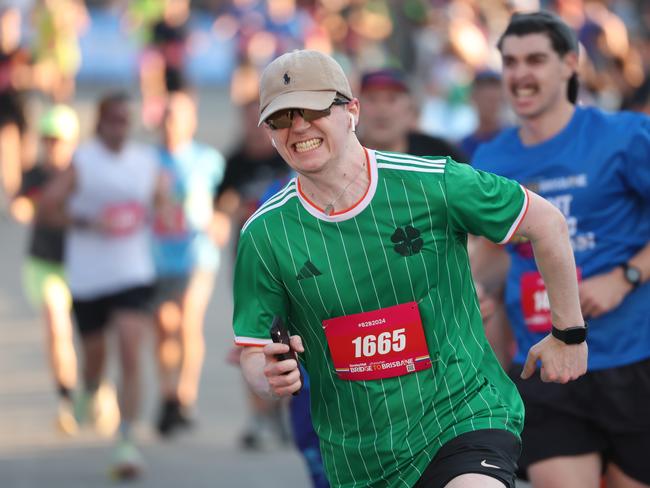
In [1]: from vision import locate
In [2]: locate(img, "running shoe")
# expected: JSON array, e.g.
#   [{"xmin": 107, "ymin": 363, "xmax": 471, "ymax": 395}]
[
  {"xmin": 74, "ymin": 383, "xmax": 120, "ymax": 437},
  {"xmin": 110, "ymin": 440, "xmax": 144, "ymax": 480},
  {"xmin": 157, "ymin": 398, "xmax": 192, "ymax": 437},
  {"xmin": 56, "ymin": 397, "xmax": 78, "ymax": 436}
]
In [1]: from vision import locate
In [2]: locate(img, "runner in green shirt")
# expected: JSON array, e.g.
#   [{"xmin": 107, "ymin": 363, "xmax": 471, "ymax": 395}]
[{"xmin": 233, "ymin": 50, "xmax": 587, "ymax": 488}]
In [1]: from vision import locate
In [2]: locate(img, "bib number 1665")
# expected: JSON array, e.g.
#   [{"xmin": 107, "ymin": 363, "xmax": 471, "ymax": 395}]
[{"xmin": 351, "ymin": 329, "xmax": 406, "ymax": 358}]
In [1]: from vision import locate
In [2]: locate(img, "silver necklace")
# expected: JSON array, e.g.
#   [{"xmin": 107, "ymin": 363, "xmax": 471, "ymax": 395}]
[{"xmin": 323, "ymin": 160, "xmax": 366, "ymax": 216}]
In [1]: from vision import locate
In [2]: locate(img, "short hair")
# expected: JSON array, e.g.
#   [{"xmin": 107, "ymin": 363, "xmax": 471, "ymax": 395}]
[
  {"xmin": 472, "ymin": 69, "xmax": 501, "ymax": 89},
  {"xmin": 498, "ymin": 11, "xmax": 579, "ymax": 104},
  {"xmin": 97, "ymin": 92, "xmax": 131, "ymax": 120},
  {"xmin": 96, "ymin": 91, "xmax": 131, "ymax": 133}
]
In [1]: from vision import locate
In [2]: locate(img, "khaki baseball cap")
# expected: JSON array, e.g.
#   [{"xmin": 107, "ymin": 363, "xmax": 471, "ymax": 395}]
[{"xmin": 258, "ymin": 49, "xmax": 353, "ymax": 126}]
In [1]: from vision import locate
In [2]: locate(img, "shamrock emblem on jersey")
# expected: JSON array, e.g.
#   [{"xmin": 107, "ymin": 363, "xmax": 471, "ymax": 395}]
[{"xmin": 391, "ymin": 225, "xmax": 423, "ymax": 257}]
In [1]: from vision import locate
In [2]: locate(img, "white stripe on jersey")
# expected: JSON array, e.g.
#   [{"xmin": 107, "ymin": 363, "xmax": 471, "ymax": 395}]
[
  {"xmin": 377, "ymin": 163, "xmax": 445, "ymax": 173},
  {"xmin": 259, "ymin": 178, "xmax": 296, "ymax": 208},
  {"xmin": 375, "ymin": 151, "xmax": 447, "ymax": 166},
  {"xmin": 498, "ymin": 185, "xmax": 530, "ymax": 245},
  {"xmin": 241, "ymin": 187, "xmax": 297, "ymax": 233}
]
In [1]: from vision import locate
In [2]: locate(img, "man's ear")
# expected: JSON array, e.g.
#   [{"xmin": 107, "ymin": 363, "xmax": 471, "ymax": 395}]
[
  {"xmin": 263, "ymin": 125, "xmax": 277, "ymax": 149},
  {"xmin": 563, "ymin": 51, "xmax": 579, "ymax": 80}
]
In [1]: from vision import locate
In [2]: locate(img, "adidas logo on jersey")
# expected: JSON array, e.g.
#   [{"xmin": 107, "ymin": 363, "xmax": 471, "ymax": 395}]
[{"xmin": 297, "ymin": 260, "xmax": 322, "ymax": 280}]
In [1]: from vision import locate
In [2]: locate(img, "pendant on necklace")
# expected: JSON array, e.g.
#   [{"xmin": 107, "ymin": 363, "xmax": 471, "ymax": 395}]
[{"xmin": 324, "ymin": 204, "xmax": 334, "ymax": 215}]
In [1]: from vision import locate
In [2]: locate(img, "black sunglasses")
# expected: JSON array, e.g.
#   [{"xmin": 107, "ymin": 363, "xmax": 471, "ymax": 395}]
[{"xmin": 264, "ymin": 97, "xmax": 350, "ymax": 130}]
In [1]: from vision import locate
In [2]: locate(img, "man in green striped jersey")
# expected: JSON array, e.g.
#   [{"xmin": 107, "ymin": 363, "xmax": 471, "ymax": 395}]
[{"xmin": 232, "ymin": 49, "xmax": 587, "ymax": 488}]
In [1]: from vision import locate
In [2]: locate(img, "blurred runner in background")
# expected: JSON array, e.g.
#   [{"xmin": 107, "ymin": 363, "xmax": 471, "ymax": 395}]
[
  {"xmin": 0, "ymin": 6, "xmax": 31, "ymax": 210},
  {"xmin": 152, "ymin": 90, "xmax": 228, "ymax": 437},
  {"xmin": 39, "ymin": 92, "xmax": 162, "ymax": 480},
  {"xmin": 10, "ymin": 104, "xmax": 80, "ymax": 436},
  {"xmin": 139, "ymin": 0, "xmax": 190, "ymax": 128},
  {"xmin": 32, "ymin": 0, "xmax": 88, "ymax": 102}
]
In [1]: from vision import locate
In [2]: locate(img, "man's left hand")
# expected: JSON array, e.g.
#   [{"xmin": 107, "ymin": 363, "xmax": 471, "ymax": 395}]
[{"xmin": 521, "ymin": 334, "xmax": 587, "ymax": 383}]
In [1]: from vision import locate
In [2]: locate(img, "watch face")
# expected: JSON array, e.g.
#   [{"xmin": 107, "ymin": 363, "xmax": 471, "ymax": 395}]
[
  {"xmin": 625, "ymin": 265, "xmax": 642, "ymax": 285},
  {"xmin": 564, "ymin": 327, "xmax": 587, "ymax": 344}
]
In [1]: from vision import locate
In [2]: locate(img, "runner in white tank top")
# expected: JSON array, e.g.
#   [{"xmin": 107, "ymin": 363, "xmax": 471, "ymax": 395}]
[
  {"xmin": 39, "ymin": 93, "xmax": 165, "ymax": 480},
  {"xmin": 67, "ymin": 136, "xmax": 157, "ymax": 298}
]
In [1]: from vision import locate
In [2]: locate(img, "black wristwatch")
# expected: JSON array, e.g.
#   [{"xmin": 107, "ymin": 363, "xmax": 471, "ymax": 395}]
[
  {"xmin": 621, "ymin": 263, "xmax": 642, "ymax": 288},
  {"xmin": 551, "ymin": 323, "xmax": 588, "ymax": 345}
]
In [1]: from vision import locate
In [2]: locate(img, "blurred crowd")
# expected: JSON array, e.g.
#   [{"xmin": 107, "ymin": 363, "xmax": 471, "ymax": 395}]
[
  {"xmin": 1, "ymin": 0, "xmax": 650, "ymax": 205},
  {"xmin": 2, "ymin": 0, "xmax": 650, "ymax": 483}
]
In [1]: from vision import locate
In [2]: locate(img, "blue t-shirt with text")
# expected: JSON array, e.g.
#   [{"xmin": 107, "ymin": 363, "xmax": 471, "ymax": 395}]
[{"xmin": 473, "ymin": 106, "xmax": 650, "ymax": 370}]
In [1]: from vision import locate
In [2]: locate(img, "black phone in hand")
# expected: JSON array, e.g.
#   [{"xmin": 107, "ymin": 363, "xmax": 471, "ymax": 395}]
[{"xmin": 269, "ymin": 316, "xmax": 303, "ymax": 395}]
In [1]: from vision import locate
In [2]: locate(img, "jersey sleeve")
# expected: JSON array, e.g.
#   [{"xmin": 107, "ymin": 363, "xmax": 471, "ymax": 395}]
[
  {"xmin": 444, "ymin": 159, "xmax": 528, "ymax": 244},
  {"xmin": 623, "ymin": 116, "xmax": 650, "ymax": 203},
  {"xmin": 232, "ymin": 228, "xmax": 289, "ymax": 346}
]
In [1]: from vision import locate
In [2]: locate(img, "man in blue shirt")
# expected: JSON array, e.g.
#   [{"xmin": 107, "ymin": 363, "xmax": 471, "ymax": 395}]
[
  {"xmin": 472, "ymin": 11, "xmax": 650, "ymax": 488},
  {"xmin": 152, "ymin": 90, "xmax": 229, "ymax": 436}
]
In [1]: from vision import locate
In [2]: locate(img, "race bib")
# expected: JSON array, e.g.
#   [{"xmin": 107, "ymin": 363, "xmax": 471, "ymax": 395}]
[
  {"xmin": 102, "ymin": 202, "xmax": 146, "ymax": 236},
  {"xmin": 322, "ymin": 302, "xmax": 431, "ymax": 381},
  {"xmin": 153, "ymin": 202, "xmax": 187, "ymax": 237},
  {"xmin": 521, "ymin": 269, "xmax": 582, "ymax": 333}
]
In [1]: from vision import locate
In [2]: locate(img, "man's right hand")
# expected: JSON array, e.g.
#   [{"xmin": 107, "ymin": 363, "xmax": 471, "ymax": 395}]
[{"xmin": 262, "ymin": 335, "xmax": 304, "ymax": 397}]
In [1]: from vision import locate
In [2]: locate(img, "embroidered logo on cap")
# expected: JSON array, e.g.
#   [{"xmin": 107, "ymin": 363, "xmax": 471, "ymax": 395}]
[{"xmin": 283, "ymin": 73, "xmax": 291, "ymax": 85}]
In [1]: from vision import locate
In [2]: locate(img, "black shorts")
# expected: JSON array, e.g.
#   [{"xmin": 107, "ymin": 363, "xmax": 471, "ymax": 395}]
[
  {"xmin": 72, "ymin": 285, "xmax": 153, "ymax": 336},
  {"xmin": 509, "ymin": 358, "xmax": 650, "ymax": 484},
  {"xmin": 414, "ymin": 429, "xmax": 520, "ymax": 488},
  {"xmin": 149, "ymin": 274, "xmax": 190, "ymax": 310}
]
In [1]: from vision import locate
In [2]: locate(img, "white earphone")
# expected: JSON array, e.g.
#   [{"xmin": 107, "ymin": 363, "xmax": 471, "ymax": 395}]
[{"xmin": 349, "ymin": 113, "xmax": 356, "ymax": 132}]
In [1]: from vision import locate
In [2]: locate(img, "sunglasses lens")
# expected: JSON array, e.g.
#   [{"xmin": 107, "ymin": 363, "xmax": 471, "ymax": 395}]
[
  {"xmin": 266, "ymin": 109, "xmax": 293, "ymax": 130},
  {"xmin": 265, "ymin": 100, "xmax": 345, "ymax": 129},
  {"xmin": 302, "ymin": 108, "xmax": 331, "ymax": 123}
]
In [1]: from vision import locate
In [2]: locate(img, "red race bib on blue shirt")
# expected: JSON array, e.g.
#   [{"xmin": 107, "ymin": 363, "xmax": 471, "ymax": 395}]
[{"xmin": 521, "ymin": 268, "xmax": 582, "ymax": 333}]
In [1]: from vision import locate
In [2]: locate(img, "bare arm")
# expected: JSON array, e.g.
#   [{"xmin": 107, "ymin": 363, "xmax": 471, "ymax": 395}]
[
  {"xmin": 37, "ymin": 165, "xmax": 77, "ymax": 228},
  {"xmin": 515, "ymin": 191, "xmax": 587, "ymax": 382},
  {"xmin": 206, "ymin": 210, "xmax": 231, "ymax": 248},
  {"xmin": 240, "ymin": 336, "xmax": 304, "ymax": 399}
]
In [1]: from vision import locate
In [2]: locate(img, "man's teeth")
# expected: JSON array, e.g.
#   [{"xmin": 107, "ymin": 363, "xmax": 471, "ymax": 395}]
[
  {"xmin": 294, "ymin": 138, "xmax": 322, "ymax": 152},
  {"xmin": 515, "ymin": 87, "xmax": 536, "ymax": 97}
]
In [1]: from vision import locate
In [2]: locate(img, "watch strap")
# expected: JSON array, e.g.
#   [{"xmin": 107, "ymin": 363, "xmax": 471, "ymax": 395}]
[
  {"xmin": 621, "ymin": 263, "xmax": 642, "ymax": 288},
  {"xmin": 551, "ymin": 323, "xmax": 588, "ymax": 345}
]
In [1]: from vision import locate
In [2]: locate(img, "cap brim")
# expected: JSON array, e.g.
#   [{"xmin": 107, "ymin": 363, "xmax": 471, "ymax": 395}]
[{"xmin": 258, "ymin": 90, "xmax": 338, "ymax": 126}]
